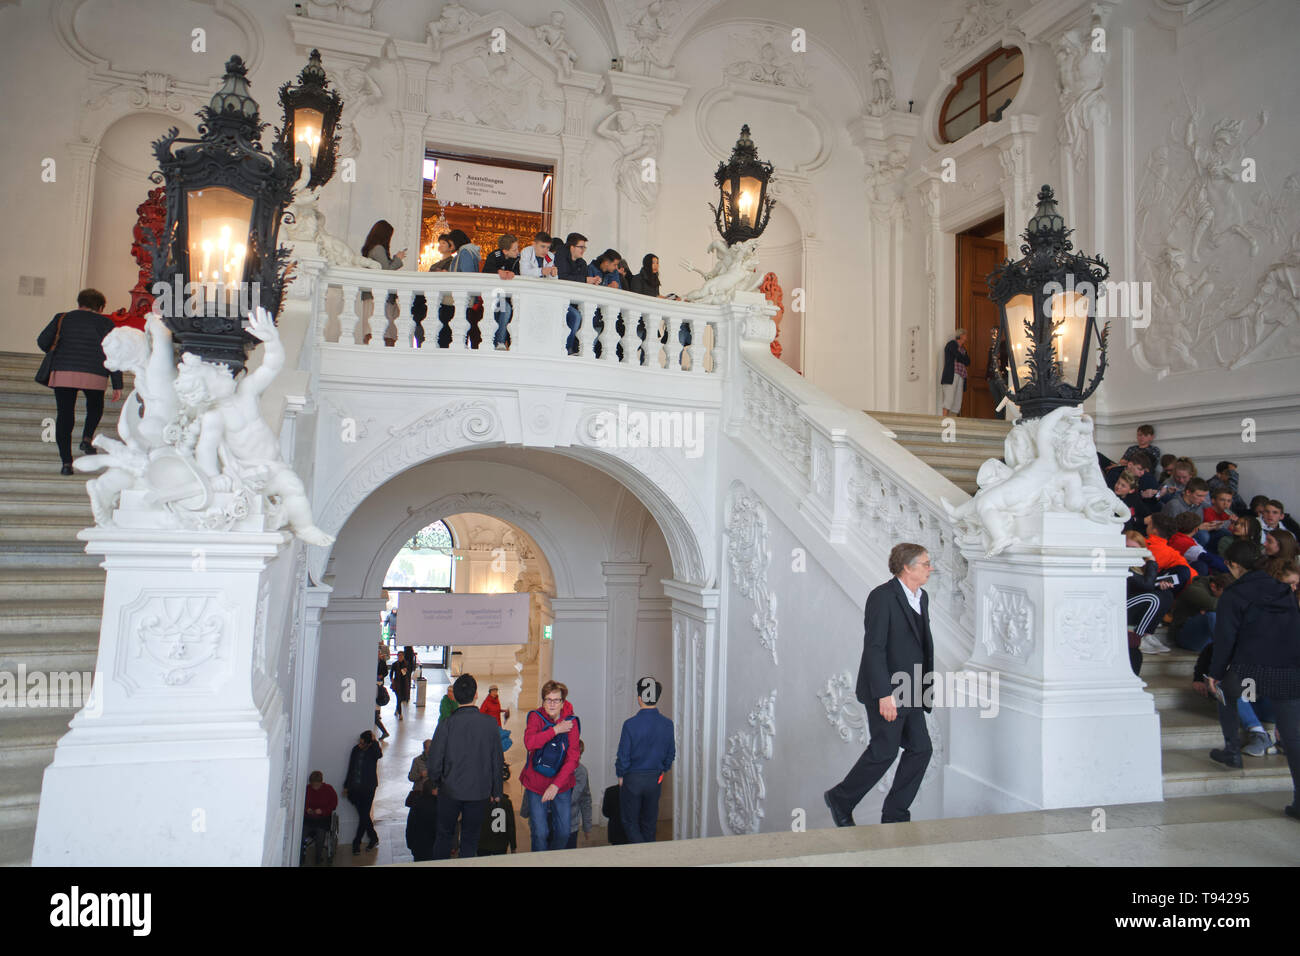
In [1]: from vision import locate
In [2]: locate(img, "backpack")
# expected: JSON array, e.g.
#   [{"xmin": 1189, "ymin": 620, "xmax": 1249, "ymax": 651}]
[{"xmin": 529, "ymin": 709, "xmax": 579, "ymax": 778}]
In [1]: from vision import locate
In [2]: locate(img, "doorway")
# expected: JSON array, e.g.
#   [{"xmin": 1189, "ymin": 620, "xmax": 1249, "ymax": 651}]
[{"xmin": 955, "ymin": 216, "xmax": 1006, "ymax": 419}]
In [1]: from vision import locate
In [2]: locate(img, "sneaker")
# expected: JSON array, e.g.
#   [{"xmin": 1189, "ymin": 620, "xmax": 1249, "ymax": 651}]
[
  {"xmin": 1139, "ymin": 635, "xmax": 1171, "ymax": 654},
  {"xmin": 1209, "ymin": 748, "xmax": 1243, "ymax": 769},
  {"xmin": 1242, "ymin": 730, "xmax": 1271, "ymax": 757}
]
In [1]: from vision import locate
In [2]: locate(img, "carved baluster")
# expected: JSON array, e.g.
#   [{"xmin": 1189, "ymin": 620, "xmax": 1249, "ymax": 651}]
[
  {"xmin": 448, "ymin": 291, "xmax": 470, "ymax": 350},
  {"xmin": 315, "ymin": 284, "xmax": 330, "ymax": 344},
  {"xmin": 394, "ymin": 290, "xmax": 414, "ymax": 349},
  {"xmin": 597, "ymin": 301, "xmax": 617, "ymax": 363},
  {"xmin": 642, "ymin": 311, "xmax": 662, "ymax": 368},
  {"xmin": 619, "ymin": 307, "xmax": 640, "ymax": 366},
  {"xmin": 666, "ymin": 315, "xmax": 684, "ymax": 371},
  {"xmin": 576, "ymin": 300, "xmax": 597, "ymax": 358},
  {"xmin": 688, "ymin": 320, "xmax": 705, "ymax": 374},
  {"xmin": 338, "ymin": 284, "xmax": 360, "ymax": 345},
  {"xmin": 711, "ymin": 319, "xmax": 726, "ymax": 377},
  {"xmin": 367, "ymin": 284, "xmax": 388, "ymax": 347}
]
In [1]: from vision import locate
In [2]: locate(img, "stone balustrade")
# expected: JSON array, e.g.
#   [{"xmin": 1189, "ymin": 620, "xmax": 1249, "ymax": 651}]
[{"xmin": 313, "ymin": 267, "xmax": 721, "ymax": 374}]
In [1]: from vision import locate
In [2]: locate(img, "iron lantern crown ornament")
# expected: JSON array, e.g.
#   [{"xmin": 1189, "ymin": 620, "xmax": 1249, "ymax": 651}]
[
  {"xmin": 276, "ymin": 48, "xmax": 344, "ymax": 191},
  {"xmin": 987, "ymin": 185, "xmax": 1111, "ymax": 420},
  {"xmin": 709, "ymin": 124, "xmax": 776, "ymax": 246},
  {"xmin": 149, "ymin": 55, "xmax": 298, "ymax": 373}
]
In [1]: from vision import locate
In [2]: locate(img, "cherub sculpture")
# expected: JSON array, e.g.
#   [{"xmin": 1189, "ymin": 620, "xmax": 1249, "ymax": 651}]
[
  {"xmin": 942, "ymin": 405, "xmax": 1128, "ymax": 556},
  {"xmin": 680, "ymin": 238, "xmax": 763, "ymax": 303},
  {"xmin": 172, "ymin": 308, "xmax": 334, "ymax": 546}
]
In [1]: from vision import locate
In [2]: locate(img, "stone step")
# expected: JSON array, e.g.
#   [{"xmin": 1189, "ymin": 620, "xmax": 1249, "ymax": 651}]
[
  {"xmin": 0, "ymin": 517, "xmax": 93, "ymax": 547},
  {"xmin": 0, "ymin": 711, "xmax": 78, "ymax": 764},
  {"xmin": 0, "ymin": 550, "xmax": 101, "ymax": 571},
  {"xmin": 0, "ymin": 568, "xmax": 106, "ymax": 601},
  {"xmin": 0, "ymin": 762, "xmax": 44, "ymax": 866},
  {"xmin": 0, "ymin": 497, "xmax": 94, "ymax": 519},
  {"xmin": 1138, "ymin": 647, "xmax": 1201, "ymax": 679},
  {"xmin": 0, "ymin": 457, "xmax": 96, "ymax": 478},
  {"xmin": 0, "ymin": 635, "xmax": 99, "ymax": 678},
  {"xmin": 0, "ymin": 599, "xmax": 103, "ymax": 636},
  {"xmin": 1161, "ymin": 747, "xmax": 1295, "ymax": 797},
  {"xmin": 0, "ymin": 476, "xmax": 94, "ymax": 499},
  {"xmin": 1143, "ymin": 673, "xmax": 1210, "ymax": 711},
  {"xmin": 1159, "ymin": 706, "xmax": 1233, "ymax": 750}
]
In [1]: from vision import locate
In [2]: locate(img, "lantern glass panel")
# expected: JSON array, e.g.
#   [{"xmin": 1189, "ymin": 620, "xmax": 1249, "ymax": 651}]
[
  {"xmin": 294, "ymin": 106, "xmax": 325, "ymax": 163},
  {"xmin": 1003, "ymin": 293, "xmax": 1035, "ymax": 383},
  {"xmin": 736, "ymin": 175, "xmax": 762, "ymax": 228},
  {"xmin": 1049, "ymin": 289, "xmax": 1089, "ymax": 379},
  {"xmin": 186, "ymin": 186, "xmax": 253, "ymax": 296}
]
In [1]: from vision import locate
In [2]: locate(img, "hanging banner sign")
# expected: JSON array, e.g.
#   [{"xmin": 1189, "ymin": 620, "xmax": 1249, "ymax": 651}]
[
  {"xmin": 396, "ymin": 591, "xmax": 530, "ymax": 645},
  {"xmin": 435, "ymin": 159, "xmax": 545, "ymax": 212}
]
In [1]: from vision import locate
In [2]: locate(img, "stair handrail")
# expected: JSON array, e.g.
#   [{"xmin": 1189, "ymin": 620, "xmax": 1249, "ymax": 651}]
[{"xmin": 733, "ymin": 339, "xmax": 977, "ymax": 650}]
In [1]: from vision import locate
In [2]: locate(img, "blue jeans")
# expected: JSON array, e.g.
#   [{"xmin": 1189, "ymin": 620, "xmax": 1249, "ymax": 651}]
[
  {"xmin": 492, "ymin": 299, "xmax": 512, "ymax": 348},
  {"xmin": 619, "ymin": 771, "xmax": 662, "ymax": 843},
  {"xmin": 1217, "ymin": 678, "xmax": 1299, "ymax": 804},
  {"xmin": 525, "ymin": 787, "xmax": 572, "ymax": 852},
  {"xmin": 1175, "ymin": 612, "xmax": 1215, "ymax": 652},
  {"xmin": 1237, "ymin": 694, "xmax": 1276, "ymax": 729}
]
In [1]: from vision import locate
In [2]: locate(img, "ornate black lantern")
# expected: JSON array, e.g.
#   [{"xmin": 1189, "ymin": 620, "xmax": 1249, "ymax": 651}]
[
  {"xmin": 709, "ymin": 124, "xmax": 775, "ymax": 245},
  {"xmin": 276, "ymin": 49, "xmax": 343, "ymax": 191},
  {"xmin": 149, "ymin": 56, "xmax": 297, "ymax": 372},
  {"xmin": 987, "ymin": 185, "xmax": 1111, "ymax": 420}
]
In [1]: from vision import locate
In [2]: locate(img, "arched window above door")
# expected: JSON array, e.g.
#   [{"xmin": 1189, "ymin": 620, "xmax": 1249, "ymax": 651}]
[{"xmin": 939, "ymin": 47, "xmax": 1024, "ymax": 144}]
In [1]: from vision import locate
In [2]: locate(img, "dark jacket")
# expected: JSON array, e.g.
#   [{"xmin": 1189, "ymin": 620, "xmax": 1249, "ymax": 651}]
[
  {"xmin": 428, "ymin": 703, "xmax": 504, "ymax": 801},
  {"xmin": 482, "ymin": 249, "xmax": 519, "ymax": 274},
  {"xmin": 601, "ymin": 784, "xmax": 628, "ymax": 845},
  {"xmin": 630, "ymin": 270, "xmax": 660, "ymax": 297},
  {"xmin": 344, "ymin": 742, "xmax": 382, "ymax": 794},
  {"xmin": 1209, "ymin": 570, "xmax": 1300, "ymax": 691},
  {"xmin": 857, "ymin": 577, "xmax": 935, "ymax": 713},
  {"xmin": 940, "ymin": 339, "xmax": 969, "ymax": 385},
  {"xmin": 477, "ymin": 793, "xmax": 517, "ymax": 855},
  {"xmin": 614, "ymin": 707, "xmax": 675, "ymax": 777},
  {"xmin": 390, "ymin": 661, "xmax": 411, "ymax": 701},
  {"xmin": 37, "ymin": 310, "xmax": 124, "ymax": 389},
  {"xmin": 405, "ymin": 790, "xmax": 438, "ymax": 861},
  {"xmin": 553, "ymin": 245, "xmax": 589, "ymax": 283}
]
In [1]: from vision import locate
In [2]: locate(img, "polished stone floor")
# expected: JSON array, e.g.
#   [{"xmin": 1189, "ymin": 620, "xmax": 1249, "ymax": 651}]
[{"xmin": 406, "ymin": 790, "xmax": 1298, "ymax": 867}]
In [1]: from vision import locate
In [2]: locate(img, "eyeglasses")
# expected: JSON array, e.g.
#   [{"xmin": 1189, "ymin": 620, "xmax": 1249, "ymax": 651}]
[
  {"xmin": 544, "ymin": 697, "xmax": 563, "ymax": 704},
  {"xmin": 916, "ymin": 560, "xmax": 932, "ymax": 568}
]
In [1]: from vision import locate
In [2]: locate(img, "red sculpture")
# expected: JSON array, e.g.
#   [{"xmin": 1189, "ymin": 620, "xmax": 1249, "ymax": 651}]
[
  {"xmin": 108, "ymin": 187, "xmax": 166, "ymax": 331},
  {"xmin": 759, "ymin": 271, "xmax": 783, "ymax": 358}
]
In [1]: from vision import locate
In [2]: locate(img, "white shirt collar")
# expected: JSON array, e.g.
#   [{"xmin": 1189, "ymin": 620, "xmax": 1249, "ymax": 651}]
[{"xmin": 897, "ymin": 577, "xmax": 923, "ymax": 610}]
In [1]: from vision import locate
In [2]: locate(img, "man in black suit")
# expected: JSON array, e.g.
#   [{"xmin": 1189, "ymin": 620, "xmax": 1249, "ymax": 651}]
[{"xmin": 825, "ymin": 542, "xmax": 935, "ymax": 826}]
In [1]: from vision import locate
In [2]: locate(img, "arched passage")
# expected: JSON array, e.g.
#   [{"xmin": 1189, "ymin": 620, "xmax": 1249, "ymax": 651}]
[{"xmin": 299, "ymin": 445, "xmax": 714, "ymax": 860}]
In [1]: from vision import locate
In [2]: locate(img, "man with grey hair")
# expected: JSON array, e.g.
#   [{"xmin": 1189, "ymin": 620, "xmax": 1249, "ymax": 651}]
[{"xmin": 825, "ymin": 542, "xmax": 935, "ymax": 826}]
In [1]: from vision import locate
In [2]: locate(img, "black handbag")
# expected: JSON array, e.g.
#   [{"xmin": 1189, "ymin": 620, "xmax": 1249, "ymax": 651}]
[
  {"xmin": 34, "ymin": 313, "xmax": 65, "ymax": 387},
  {"xmin": 376, "ymin": 685, "xmax": 391, "ymax": 706}
]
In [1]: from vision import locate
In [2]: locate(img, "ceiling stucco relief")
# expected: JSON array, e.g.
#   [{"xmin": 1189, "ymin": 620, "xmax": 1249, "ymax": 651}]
[{"xmin": 1134, "ymin": 100, "xmax": 1300, "ymax": 374}]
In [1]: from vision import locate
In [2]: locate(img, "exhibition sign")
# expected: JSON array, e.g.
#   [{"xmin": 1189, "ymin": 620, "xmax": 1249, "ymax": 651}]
[{"xmin": 396, "ymin": 592, "xmax": 530, "ymax": 645}]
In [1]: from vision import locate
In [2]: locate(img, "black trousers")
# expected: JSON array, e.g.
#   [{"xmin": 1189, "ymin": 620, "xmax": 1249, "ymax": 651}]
[
  {"xmin": 432, "ymin": 796, "xmax": 488, "ymax": 860},
  {"xmin": 619, "ymin": 772, "xmax": 661, "ymax": 843},
  {"xmin": 53, "ymin": 386, "xmax": 104, "ymax": 464},
  {"xmin": 829, "ymin": 704, "xmax": 932, "ymax": 822},
  {"xmin": 350, "ymin": 788, "xmax": 378, "ymax": 848}
]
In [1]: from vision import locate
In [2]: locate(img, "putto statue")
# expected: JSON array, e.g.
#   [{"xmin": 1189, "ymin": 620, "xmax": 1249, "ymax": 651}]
[
  {"xmin": 680, "ymin": 238, "xmax": 763, "ymax": 304},
  {"xmin": 77, "ymin": 308, "xmax": 334, "ymax": 546},
  {"xmin": 535, "ymin": 11, "xmax": 578, "ymax": 75},
  {"xmin": 942, "ymin": 405, "xmax": 1128, "ymax": 556}
]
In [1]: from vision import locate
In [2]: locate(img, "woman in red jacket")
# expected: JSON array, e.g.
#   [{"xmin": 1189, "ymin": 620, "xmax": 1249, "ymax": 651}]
[{"xmin": 520, "ymin": 680, "xmax": 581, "ymax": 852}]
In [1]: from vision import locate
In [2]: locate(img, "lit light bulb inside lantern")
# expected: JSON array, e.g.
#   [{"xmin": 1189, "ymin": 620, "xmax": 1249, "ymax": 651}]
[
  {"xmin": 294, "ymin": 108, "xmax": 325, "ymax": 162},
  {"xmin": 738, "ymin": 191, "xmax": 754, "ymax": 219}
]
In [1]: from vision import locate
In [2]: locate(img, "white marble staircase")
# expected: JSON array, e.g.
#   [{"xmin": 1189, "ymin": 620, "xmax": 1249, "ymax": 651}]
[
  {"xmin": 0, "ymin": 351, "xmax": 120, "ymax": 866},
  {"xmin": 863, "ymin": 411, "xmax": 1011, "ymax": 495},
  {"xmin": 1141, "ymin": 645, "xmax": 1294, "ymax": 797}
]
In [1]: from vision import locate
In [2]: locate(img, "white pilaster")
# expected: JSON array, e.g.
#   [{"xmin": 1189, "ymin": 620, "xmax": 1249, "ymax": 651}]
[
  {"xmin": 944, "ymin": 514, "xmax": 1163, "ymax": 815},
  {"xmin": 662, "ymin": 578, "xmax": 720, "ymax": 840},
  {"xmin": 33, "ymin": 528, "xmax": 293, "ymax": 866}
]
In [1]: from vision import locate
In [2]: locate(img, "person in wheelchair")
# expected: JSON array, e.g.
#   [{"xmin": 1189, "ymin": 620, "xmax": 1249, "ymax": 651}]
[{"xmin": 303, "ymin": 770, "xmax": 339, "ymax": 865}]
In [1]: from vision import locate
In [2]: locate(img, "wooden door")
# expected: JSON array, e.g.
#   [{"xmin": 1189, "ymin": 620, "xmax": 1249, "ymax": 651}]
[{"xmin": 956, "ymin": 232, "xmax": 1006, "ymax": 419}]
